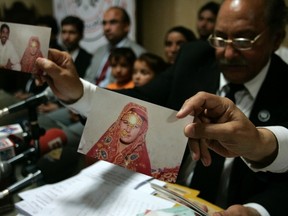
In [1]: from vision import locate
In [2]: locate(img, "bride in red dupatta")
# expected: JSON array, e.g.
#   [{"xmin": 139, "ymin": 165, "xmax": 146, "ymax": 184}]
[
  {"xmin": 86, "ymin": 102, "xmax": 152, "ymax": 176},
  {"xmin": 20, "ymin": 36, "xmax": 43, "ymax": 73}
]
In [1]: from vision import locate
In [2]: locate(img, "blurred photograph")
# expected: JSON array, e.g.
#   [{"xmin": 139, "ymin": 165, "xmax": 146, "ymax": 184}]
[{"xmin": 0, "ymin": 22, "xmax": 50, "ymax": 73}]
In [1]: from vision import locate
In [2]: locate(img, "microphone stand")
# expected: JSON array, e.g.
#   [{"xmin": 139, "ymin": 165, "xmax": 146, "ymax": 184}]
[
  {"xmin": 4, "ymin": 107, "xmax": 43, "ymax": 166},
  {"xmin": 28, "ymin": 107, "xmax": 41, "ymax": 157},
  {"xmin": 20, "ymin": 107, "xmax": 45, "ymax": 176},
  {"xmin": 0, "ymin": 99, "xmax": 47, "ymax": 213}
]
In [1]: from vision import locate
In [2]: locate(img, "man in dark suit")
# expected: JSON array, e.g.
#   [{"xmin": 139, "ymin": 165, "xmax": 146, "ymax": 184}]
[
  {"xmin": 40, "ymin": 16, "xmax": 92, "ymax": 125},
  {"xmin": 60, "ymin": 15, "xmax": 92, "ymax": 78},
  {"xmin": 35, "ymin": 0, "xmax": 288, "ymax": 215}
]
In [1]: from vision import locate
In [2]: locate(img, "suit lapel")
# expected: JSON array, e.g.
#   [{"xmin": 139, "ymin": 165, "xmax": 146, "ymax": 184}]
[
  {"xmin": 249, "ymin": 54, "xmax": 288, "ymax": 126},
  {"xmin": 228, "ymin": 54, "xmax": 288, "ymax": 205}
]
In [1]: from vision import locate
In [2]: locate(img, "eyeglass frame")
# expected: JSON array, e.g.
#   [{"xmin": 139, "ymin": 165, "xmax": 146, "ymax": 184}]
[{"xmin": 208, "ymin": 31, "xmax": 265, "ymax": 50}]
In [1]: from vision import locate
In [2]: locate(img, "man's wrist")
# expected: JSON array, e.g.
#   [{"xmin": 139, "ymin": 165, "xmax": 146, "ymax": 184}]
[
  {"xmin": 244, "ymin": 128, "xmax": 278, "ymax": 169},
  {"xmin": 65, "ymin": 79, "xmax": 96, "ymax": 117},
  {"xmin": 59, "ymin": 82, "xmax": 84, "ymax": 105}
]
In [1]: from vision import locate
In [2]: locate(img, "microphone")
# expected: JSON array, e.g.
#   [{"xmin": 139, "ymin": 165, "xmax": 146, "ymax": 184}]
[
  {"xmin": 0, "ymin": 91, "xmax": 50, "ymax": 118},
  {"xmin": 37, "ymin": 128, "xmax": 68, "ymax": 155},
  {"xmin": 0, "ymin": 161, "xmax": 12, "ymax": 180},
  {"xmin": 0, "ymin": 123, "xmax": 25, "ymax": 160},
  {"xmin": 0, "ymin": 170, "xmax": 42, "ymax": 199},
  {"xmin": 7, "ymin": 133, "xmax": 31, "ymax": 156},
  {"xmin": 8, "ymin": 128, "xmax": 67, "ymax": 164},
  {"xmin": 0, "ymin": 128, "xmax": 68, "ymax": 181},
  {"xmin": 0, "ymin": 141, "xmax": 80, "ymax": 199}
]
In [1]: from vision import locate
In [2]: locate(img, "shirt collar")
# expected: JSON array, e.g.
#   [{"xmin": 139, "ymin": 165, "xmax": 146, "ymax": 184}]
[
  {"xmin": 109, "ymin": 37, "xmax": 128, "ymax": 50},
  {"xmin": 69, "ymin": 48, "xmax": 80, "ymax": 62},
  {"xmin": 219, "ymin": 58, "xmax": 271, "ymax": 99}
]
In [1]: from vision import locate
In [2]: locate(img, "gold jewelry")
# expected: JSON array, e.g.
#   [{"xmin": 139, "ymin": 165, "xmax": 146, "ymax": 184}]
[{"xmin": 121, "ymin": 111, "xmax": 143, "ymax": 129}]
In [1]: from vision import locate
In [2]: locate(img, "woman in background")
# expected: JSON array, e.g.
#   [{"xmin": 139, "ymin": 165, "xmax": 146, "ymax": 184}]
[
  {"xmin": 14, "ymin": 36, "xmax": 44, "ymax": 99},
  {"xmin": 164, "ymin": 26, "xmax": 196, "ymax": 64}
]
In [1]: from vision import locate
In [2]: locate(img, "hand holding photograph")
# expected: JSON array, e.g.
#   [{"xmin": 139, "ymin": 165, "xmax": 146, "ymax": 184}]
[{"xmin": 78, "ymin": 88, "xmax": 194, "ymax": 183}]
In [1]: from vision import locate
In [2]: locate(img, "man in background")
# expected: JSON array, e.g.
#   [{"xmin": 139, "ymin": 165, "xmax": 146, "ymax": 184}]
[
  {"xmin": 60, "ymin": 16, "xmax": 92, "ymax": 78},
  {"xmin": 84, "ymin": 6, "xmax": 146, "ymax": 88},
  {"xmin": 0, "ymin": 23, "xmax": 21, "ymax": 71},
  {"xmin": 196, "ymin": 1, "xmax": 220, "ymax": 40}
]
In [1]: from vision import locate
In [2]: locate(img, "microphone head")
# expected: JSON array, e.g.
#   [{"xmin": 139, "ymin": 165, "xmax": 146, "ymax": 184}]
[
  {"xmin": 32, "ymin": 128, "xmax": 68, "ymax": 155},
  {"xmin": 0, "ymin": 161, "xmax": 13, "ymax": 181},
  {"xmin": 8, "ymin": 134, "xmax": 30, "ymax": 155}
]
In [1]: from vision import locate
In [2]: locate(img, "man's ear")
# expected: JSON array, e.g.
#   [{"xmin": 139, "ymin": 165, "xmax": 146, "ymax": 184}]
[
  {"xmin": 272, "ymin": 30, "xmax": 286, "ymax": 52},
  {"xmin": 124, "ymin": 24, "xmax": 130, "ymax": 35}
]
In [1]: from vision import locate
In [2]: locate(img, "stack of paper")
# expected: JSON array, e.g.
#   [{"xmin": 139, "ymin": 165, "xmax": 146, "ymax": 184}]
[{"xmin": 15, "ymin": 161, "xmax": 175, "ymax": 216}]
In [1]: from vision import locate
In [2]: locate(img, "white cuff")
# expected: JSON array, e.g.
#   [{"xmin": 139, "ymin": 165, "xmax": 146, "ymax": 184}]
[
  {"xmin": 244, "ymin": 203, "xmax": 270, "ymax": 216},
  {"xmin": 66, "ymin": 79, "xmax": 97, "ymax": 117},
  {"xmin": 243, "ymin": 126, "xmax": 288, "ymax": 173}
]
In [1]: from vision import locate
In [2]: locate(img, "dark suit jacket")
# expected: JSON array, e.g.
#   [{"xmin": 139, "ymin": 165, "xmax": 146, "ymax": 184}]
[
  {"xmin": 74, "ymin": 47, "xmax": 92, "ymax": 78},
  {"xmin": 119, "ymin": 40, "xmax": 288, "ymax": 215}
]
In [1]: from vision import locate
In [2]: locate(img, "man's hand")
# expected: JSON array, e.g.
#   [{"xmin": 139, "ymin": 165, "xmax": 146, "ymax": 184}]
[
  {"xmin": 176, "ymin": 92, "xmax": 278, "ymax": 167},
  {"xmin": 213, "ymin": 205, "xmax": 261, "ymax": 216},
  {"xmin": 35, "ymin": 49, "xmax": 83, "ymax": 104}
]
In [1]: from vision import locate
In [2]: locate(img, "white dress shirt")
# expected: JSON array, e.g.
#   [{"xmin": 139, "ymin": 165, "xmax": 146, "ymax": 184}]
[
  {"xmin": 0, "ymin": 40, "xmax": 21, "ymax": 70},
  {"xmin": 217, "ymin": 60, "xmax": 271, "ymax": 216},
  {"xmin": 69, "ymin": 48, "xmax": 80, "ymax": 62}
]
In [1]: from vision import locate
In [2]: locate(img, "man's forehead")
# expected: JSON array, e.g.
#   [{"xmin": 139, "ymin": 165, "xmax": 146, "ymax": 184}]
[
  {"xmin": 104, "ymin": 9, "xmax": 123, "ymax": 20},
  {"xmin": 220, "ymin": 0, "xmax": 264, "ymax": 14},
  {"xmin": 200, "ymin": 9, "xmax": 216, "ymax": 17},
  {"xmin": 1, "ymin": 27, "xmax": 9, "ymax": 32},
  {"xmin": 216, "ymin": 1, "xmax": 265, "ymax": 28},
  {"xmin": 62, "ymin": 24, "xmax": 78, "ymax": 31}
]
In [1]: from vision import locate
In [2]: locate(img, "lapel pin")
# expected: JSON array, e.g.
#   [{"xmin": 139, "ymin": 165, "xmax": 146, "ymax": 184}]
[{"xmin": 258, "ymin": 110, "xmax": 270, "ymax": 122}]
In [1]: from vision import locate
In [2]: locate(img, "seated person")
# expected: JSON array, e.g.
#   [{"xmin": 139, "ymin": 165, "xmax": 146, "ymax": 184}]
[
  {"xmin": 133, "ymin": 52, "xmax": 168, "ymax": 87},
  {"xmin": 106, "ymin": 47, "xmax": 136, "ymax": 90},
  {"xmin": 164, "ymin": 26, "xmax": 196, "ymax": 65}
]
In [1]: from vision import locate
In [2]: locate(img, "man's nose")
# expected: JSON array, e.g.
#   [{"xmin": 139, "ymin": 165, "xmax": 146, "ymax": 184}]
[{"xmin": 223, "ymin": 43, "xmax": 239, "ymax": 60}]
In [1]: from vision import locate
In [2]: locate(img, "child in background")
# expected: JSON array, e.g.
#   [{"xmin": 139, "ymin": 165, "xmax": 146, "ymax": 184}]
[
  {"xmin": 133, "ymin": 53, "xmax": 168, "ymax": 87},
  {"xmin": 106, "ymin": 48, "xmax": 136, "ymax": 90}
]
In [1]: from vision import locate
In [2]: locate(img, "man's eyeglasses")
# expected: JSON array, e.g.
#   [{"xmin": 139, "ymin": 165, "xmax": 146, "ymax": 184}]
[{"xmin": 208, "ymin": 31, "xmax": 264, "ymax": 50}]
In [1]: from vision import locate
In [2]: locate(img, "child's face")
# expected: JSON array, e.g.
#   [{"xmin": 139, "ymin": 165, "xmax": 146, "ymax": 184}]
[
  {"xmin": 110, "ymin": 57, "xmax": 133, "ymax": 84},
  {"xmin": 132, "ymin": 60, "xmax": 155, "ymax": 87}
]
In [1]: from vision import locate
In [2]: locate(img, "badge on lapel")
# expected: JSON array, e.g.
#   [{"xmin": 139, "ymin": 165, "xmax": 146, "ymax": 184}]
[{"xmin": 258, "ymin": 110, "xmax": 270, "ymax": 122}]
